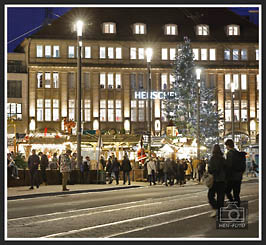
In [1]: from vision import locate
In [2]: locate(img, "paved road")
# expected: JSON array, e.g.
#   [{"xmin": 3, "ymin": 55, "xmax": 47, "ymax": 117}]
[{"xmin": 7, "ymin": 180, "xmax": 260, "ymax": 239}]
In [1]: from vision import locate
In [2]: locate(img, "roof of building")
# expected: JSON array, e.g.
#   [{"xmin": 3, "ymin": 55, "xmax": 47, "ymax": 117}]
[{"xmin": 17, "ymin": 7, "xmax": 258, "ymax": 48}]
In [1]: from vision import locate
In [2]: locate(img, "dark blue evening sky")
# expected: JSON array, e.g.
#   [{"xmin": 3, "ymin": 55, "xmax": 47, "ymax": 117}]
[{"xmin": 7, "ymin": 6, "xmax": 259, "ymax": 53}]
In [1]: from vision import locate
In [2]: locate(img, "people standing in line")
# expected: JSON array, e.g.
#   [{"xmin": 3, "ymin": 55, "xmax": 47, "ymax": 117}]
[
  {"xmin": 100, "ymin": 156, "xmax": 106, "ymax": 170},
  {"xmin": 28, "ymin": 149, "xmax": 40, "ymax": 190},
  {"xmin": 49, "ymin": 152, "xmax": 58, "ymax": 170},
  {"xmin": 106, "ymin": 156, "xmax": 113, "ymax": 184},
  {"xmin": 39, "ymin": 152, "xmax": 49, "ymax": 185},
  {"xmin": 224, "ymin": 139, "xmax": 246, "ymax": 207},
  {"xmin": 60, "ymin": 149, "xmax": 72, "ymax": 191},
  {"xmin": 208, "ymin": 144, "xmax": 226, "ymax": 218},
  {"xmin": 121, "ymin": 155, "xmax": 132, "ymax": 185},
  {"xmin": 147, "ymin": 157, "xmax": 157, "ymax": 186},
  {"xmin": 112, "ymin": 157, "xmax": 121, "ymax": 185},
  {"xmin": 7, "ymin": 153, "xmax": 20, "ymax": 179}
]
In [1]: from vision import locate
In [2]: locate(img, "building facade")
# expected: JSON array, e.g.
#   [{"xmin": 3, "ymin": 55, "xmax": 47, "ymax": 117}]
[{"xmin": 9, "ymin": 7, "xmax": 259, "ymax": 156}]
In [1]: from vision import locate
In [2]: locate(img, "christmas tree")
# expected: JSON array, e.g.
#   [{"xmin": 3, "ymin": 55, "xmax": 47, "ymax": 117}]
[{"xmin": 163, "ymin": 37, "xmax": 222, "ymax": 149}]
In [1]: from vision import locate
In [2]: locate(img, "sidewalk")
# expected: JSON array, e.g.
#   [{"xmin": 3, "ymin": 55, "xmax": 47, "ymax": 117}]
[{"xmin": 7, "ymin": 176, "xmax": 256, "ymax": 200}]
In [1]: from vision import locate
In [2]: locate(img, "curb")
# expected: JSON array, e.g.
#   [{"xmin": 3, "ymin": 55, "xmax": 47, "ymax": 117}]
[{"xmin": 8, "ymin": 185, "xmax": 144, "ymax": 201}]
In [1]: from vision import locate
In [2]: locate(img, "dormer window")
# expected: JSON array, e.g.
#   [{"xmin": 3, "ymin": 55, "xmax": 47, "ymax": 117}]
[
  {"xmin": 165, "ymin": 24, "xmax": 178, "ymax": 35},
  {"xmin": 196, "ymin": 24, "xmax": 209, "ymax": 36},
  {"xmin": 103, "ymin": 22, "xmax": 116, "ymax": 34},
  {"xmin": 227, "ymin": 24, "xmax": 240, "ymax": 36},
  {"xmin": 133, "ymin": 23, "xmax": 146, "ymax": 34}
]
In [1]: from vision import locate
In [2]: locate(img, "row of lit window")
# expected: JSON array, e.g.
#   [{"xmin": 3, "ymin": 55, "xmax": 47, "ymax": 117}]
[
  {"xmin": 35, "ymin": 71, "xmax": 259, "ymax": 91},
  {"xmin": 101, "ymin": 22, "xmax": 241, "ymax": 36}
]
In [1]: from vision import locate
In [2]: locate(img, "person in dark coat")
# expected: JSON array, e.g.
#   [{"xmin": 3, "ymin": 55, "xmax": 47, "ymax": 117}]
[
  {"xmin": 121, "ymin": 155, "xmax": 132, "ymax": 185},
  {"xmin": 178, "ymin": 160, "xmax": 185, "ymax": 186},
  {"xmin": 39, "ymin": 152, "xmax": 49, "ymax": 185},
  {"xmin": 28, "ymin": 149, "xmax": 40, "ymax": 189},
  {"xmin": 100, "ymin": 156, "xmax": 106, "ymax": 170},
  {"xmin": 197, "ymin": 160, "xmax": 205, "ymax": 183},
  {"xmin": 106, "ymin": 156, "xmax": 113, "ymax": 184},
  {"xmin": 208, "ymin": 144, "xmax": 226, "ymax": 217},
  {"xmin": 112, "ymin": 157, "xmax": 121, "ymax": 185},
  {"xmin": 224, "ymin": 139, "xmax": 245, "ymax": 207}
]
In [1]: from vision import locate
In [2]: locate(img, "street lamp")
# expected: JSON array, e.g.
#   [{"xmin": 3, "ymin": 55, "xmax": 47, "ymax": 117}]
[
  {"xmin": 146, "ymin": 48, "xmax": 153, "ymax": 157},
  {"xmin": 76, "ymin": 20, "xmax": 83, "ymax": 168},
  {"xmin": 231, "ymin": 80, "xmax": 235, "ymax": 142},
  {"xmin": 196, "ymin": 68, "xmax": 201, "ymax": 160}
]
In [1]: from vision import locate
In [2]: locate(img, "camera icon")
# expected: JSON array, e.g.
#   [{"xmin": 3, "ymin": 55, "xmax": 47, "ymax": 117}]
[{"xmin": 219, "ymin": 203, "xmax": 245, "ymax": 223}]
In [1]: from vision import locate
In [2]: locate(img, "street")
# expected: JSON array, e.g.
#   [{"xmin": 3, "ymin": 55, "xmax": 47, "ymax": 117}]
[{"xmin": 7, "ymin": 179, "xmax": 259, "ymax": 239}]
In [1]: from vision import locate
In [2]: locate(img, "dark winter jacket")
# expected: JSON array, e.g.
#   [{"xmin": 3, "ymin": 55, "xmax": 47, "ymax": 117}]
[
  {"xmin": 40, "ymin": 154, "xmax": 49, "ymax": 168},
  {"xmin": 225, "ymin": 149, "xmax": 244, "ymax": 181},
  {"xmin": 112, "ymin": 159, "xmax": 121, "ymax": 172},
  {"xmin": 208, "ymin": 154, "xmax": 226, "ymax": 182},
  {"xmin": 121, "ymin": 158, "xmax": 132, "ymax": 172},
  {"xmin": 106, "ymin": 159, "xmax": 113, "ymax": 172},
  {"xmin": 28, "ymin": 154, "xmax": 40, "ymax": 170}
]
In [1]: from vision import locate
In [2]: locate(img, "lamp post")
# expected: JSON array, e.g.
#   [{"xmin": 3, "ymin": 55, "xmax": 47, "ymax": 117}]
[
  {"xmin": 231, "ymin": 80, "xmax": 235, "ymax": 142},
  {"xmin": 146, "ymin": 48, "xmax": 153, "ymax": 157},
  {"xmin": 76, "ymin": 20, "xmax": 83, "ymax": 168},
  {"xmin": 196, "ymin": 68, "xmax": 201, "ymax": 160}
]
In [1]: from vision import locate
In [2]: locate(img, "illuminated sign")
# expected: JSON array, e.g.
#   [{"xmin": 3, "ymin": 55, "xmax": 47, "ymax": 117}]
[{"xmin": 134, "ymin": 91, "xmax": 177, "ymax": 100}]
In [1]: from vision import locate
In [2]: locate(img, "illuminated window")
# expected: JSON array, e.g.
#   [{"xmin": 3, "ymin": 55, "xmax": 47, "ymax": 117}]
[
  {"xmin": 116, "ymin": 100, "xmax": 122, "ymax": 122},
  {"xmin": 108, "ymin": 73, "xmax": 114, "ymax": 89},
  {"xmin": 108, "ymin": 100, "xmax": 114, "ymax": 122},
  {"xmin": 36, "ymin": 45, "xmax": 43, "ymax": 57},
  {"xmin": 193, "ymin": 49, "xmax": 199, "ymax": 60},
  {"xmin": 68, "ymin": 46, "xmax": 75, "ymax": 58},
  {"xmin": 138, "ymin": 100, "xmax": 145, "ymax": 122},
  {"xmin": 37, "ymin": 72, "xmax": 43, "ymax": 88},
  {"xmin": 233, "ymin": 74, "xmax": 239, "ymax": 90},
  {"xmin": 201, "ymin": 49, "xmax": 207, "ymax": 60},
  {"xmin": 45, "ymin": 45, "xmax": 51, "ymax": 58},
  {"xmin": 241, "ymin": 100, "xmax": 247, "ymax": 122},
  {"xmin": 225, "ymin": 74, "xmax": 231, "ymax": 90},
  {"xmin": 103, "ymin": 22, "xmax": 116, "ymax": 34},
  {"xmin": 45, "ymin": 72, "xmax": 51, "ymax": 88},
  {"xmin": 53, "ymin": 46, "xmax": 60, "ymax": 58},
  {"xmin": 241, "ymin": 74, "xmax": 247, "ymax": 90},
  {"xmin": 234, "ymin": 100, "xmax": 240, "ymax": 121},
  {"xmin": 209, "ymin": 49, "xmax": 216, "ymax": 60},
  {"xmin": 85, "ymin": 46, "xmax": 91, "ymax": 58},
  {"xmin": 139, "ymin": 48, "xmax": 145, "ymax": 59},
  {"xmin": 224, "ymin": 49, "xmax": 230, "ymax": 60},
  {"xmin": 100, "ymin": 47, "xmax": 106, "ymax": 59},
  {"xmin": 116, "ymin": 73, "xmax": 121, "ymax": 89},
  {"xmin": 37, "ymin": 99, "xmax": 43, "ymax": 121},
  {"xmin": 53, "ymin": 72, "xmax": 59, "ymax": 88},
  {"xmin": 108, "ymin": 47, "xmax": 114, "ymax": 59},
  {"xmin": 84, "ymin": 100, "xmax": 91, "ymax": 122},
  {"xmin": 7, "ymin": 103, "xmax": 22, "ymax": 120},
  {"xmin": 196, "ymin": 25, "xmax": 209, "ymax": 35},
  {"xmin": 233, "ymin": 49, "xmax": 239, "ymax": 60},
  {"xmin": 161, "ymin": 74, "xmax": 168, "ymax": 90},
  {"xmin": 68, "ymin": 100, "xmax": 75, "ymax": 120},
  {"xmin": 165, "ymin": 24, "xmax": 177, "ymax": 35},
  {"xmin": 256, "ymin": 49, "xmax": 259, "ymax": 60},
  {"xmin": 116, "ymin": 47, "xmax": 122, "ymax": 59},
  {"xmin": 53, "ymin": 99, "xmax": 59, "ymax": 121},
  {"xmin": 162, "ymin": 48, "xmax": 168, "ymax": 60},
  {"xmin": 170, "ymin": 48, "xmax": 176, "ymax": 60},
  {"xmin": 100, "ymin": 100, "xmax": 106, "ymax": 121},
  {"xmin": 241, "ymin": 49, "xmax": 247, "ymax": 60},
  {"xmin": 134, "ymin": 23, "xmax": 146, "ymax": 34},
  {"xmin": 227, "ymin": 25, "xmax": 240, "ymax": 36},
  {"xmin": 100, "ymin": 73, "xmax": 106, "ymax": 89},
  {"xmin": 44, "ymin": 99, "xmax": 51, "ymax": 121},
  {"xmin": 225, "ymin": 100, "xmax": 231, "ymax": 122},
  {"xmin": 131, "ymin": 100, "xmax": 137, "ymax": 122},
  {"xmin": 130, "ymin": 48, "xmax": 137, "ymax": 59}
]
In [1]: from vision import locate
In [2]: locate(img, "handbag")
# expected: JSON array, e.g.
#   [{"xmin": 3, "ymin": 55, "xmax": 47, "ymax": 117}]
[{"xmin": 203, "ymin": 172, "xmax": 214, "ymax": 188}]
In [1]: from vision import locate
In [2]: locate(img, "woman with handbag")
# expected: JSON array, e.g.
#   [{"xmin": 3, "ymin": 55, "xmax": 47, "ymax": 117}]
[{"xmin": 207, "ymin": 144, "xmax": 226, "ymax": 218}]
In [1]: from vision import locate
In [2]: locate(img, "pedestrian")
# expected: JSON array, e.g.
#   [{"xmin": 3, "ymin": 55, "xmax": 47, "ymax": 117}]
[
  {"xmin": 100, "ymin": 155, "xmax": 106, "ymax": 170},
  {"xmin": 252, "ymin": 160, "xmax": 258, "ymax": 177},
  {"xmin": 208, "ymin": 144, "xmax": 226, "ymax": 218},
  {"xmin": 192, "ymin": 157, "xmax": 200, "ymax": 180},
  {"xmin": 112, "ymin": 157, "xmax": 121, "ymax": 185},
  {"xmin": 7, "ymin": 153, "xmax": 20, "ymax": 179},
  {"xmin": 81, "ymin": 156, "xmax": 90, "ymax": 183},
  {"xmin": 147, "ymin": 157, "xmax": 157, "ymax": 186},
  {"xmin": 69, "ymin": 152, "xmax": 77, "ymax": 185},
  {"xmin": 39, "ymin": 152, "xmax": 49, "ymax": 185},
  {"xmin": 163, "ymin": 156, "xmax": 174, "ymax": 186},
  {"xmin": 28, "ymin": 149, "xmax": 40, "ymax": 189},
  {"xmin": 121, "ymin": 155, "xmax": 132, "ymax": 185},
  {"xmin": 60, "ymin": 149, "xmax": 72, "ymax": 191},
  {"xmin": 197, "ymin": 160, "xmax": 205, "ymax": 183},
  {"xmin": 49, "ymin": 152, "xmax": 58, "ymax": 170},
  {"xmin": 224, "ymin": 139, "xmax": 246, "ymax": 207},
  {"xmin": 178, "ymin": 160, "xmax": 185, "ymax": 186},
  {"xmin": 106, "ymin": 156, "xmax": 113, "ymax": 184},
  {"xmin": 185, "ymin": 160, "xmax": 192, "ymax": 181}
]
